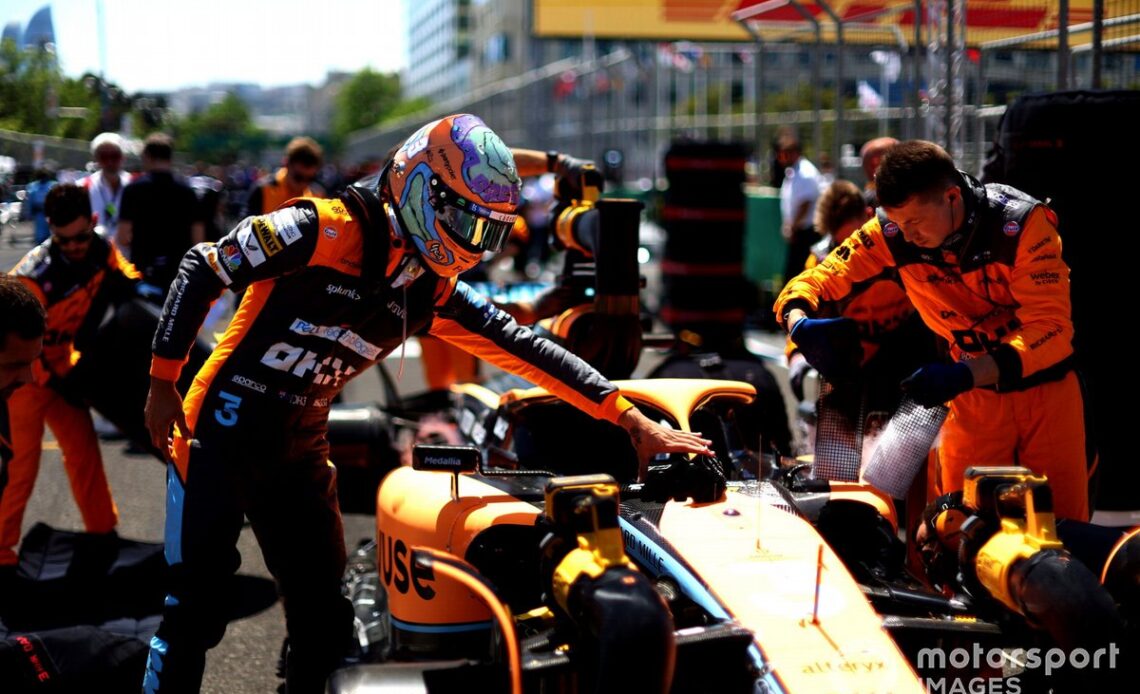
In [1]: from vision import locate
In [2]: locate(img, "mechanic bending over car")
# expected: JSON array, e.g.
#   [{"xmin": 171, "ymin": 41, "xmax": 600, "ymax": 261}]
[
  {"xmin": 775, "ymin": 140, "xmax": 1089, "ymax": 522},
  {"xmin": 142, "ymin": 113, "xmax": 714, "ymax": 694},
  {"xmin": 2, "ymin": 185, "xmax": 138, "ymax": 577},
  {"xmin": 0, "ymin": 277, "xmax": 46, "ymax": 509}
]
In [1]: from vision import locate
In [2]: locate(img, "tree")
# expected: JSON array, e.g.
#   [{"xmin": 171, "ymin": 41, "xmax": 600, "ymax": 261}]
[
  {"xmin": 172, "ymin": 93, "xmax": 265, "ymax": 164},
  {"xmin": 332, "ymin": 68, "xmax": 402, "ymax": 145},
  {"xmin": 0, "ymin": 37, "xmax": 101, "ymax": 138}
]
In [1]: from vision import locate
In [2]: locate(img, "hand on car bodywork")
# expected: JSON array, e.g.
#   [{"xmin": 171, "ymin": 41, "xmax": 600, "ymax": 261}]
[
  {"xmin": 145, "ymin": 376, "xmax": 191, "ymax": 455},
  {"xmin": 618, "ymin": 407, "xmax": 714, "ymax": 481}
]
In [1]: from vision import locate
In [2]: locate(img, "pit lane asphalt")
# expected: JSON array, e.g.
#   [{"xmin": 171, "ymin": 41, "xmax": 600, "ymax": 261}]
[{"xmin": 1, "ymin": 222, "xmax": 796, "ymax": 693}]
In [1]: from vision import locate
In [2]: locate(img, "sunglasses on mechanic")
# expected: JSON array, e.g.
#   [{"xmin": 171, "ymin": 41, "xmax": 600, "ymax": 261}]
[
  {"xmin": 53, "ymin": 230, "xmax": 95, "ymax": 247},
  {"xmin": 427, "ymin": 176, "xmax": 517, "ymax": 253}
]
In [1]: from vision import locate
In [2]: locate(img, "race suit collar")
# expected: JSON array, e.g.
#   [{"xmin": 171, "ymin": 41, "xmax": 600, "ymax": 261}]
[{"xmin": 940, "ymin": 170, "xmax": 986, "ymax": 259}]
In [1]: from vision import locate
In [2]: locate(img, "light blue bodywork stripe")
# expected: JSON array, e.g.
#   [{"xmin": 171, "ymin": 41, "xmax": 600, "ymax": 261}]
[
  {"xmin": 391, "ymin": 616, "xmax": 493, "ymax": 634},
  {"xmin": 618, "ymin": 517, "xmax": 784, "ymax": 693}
]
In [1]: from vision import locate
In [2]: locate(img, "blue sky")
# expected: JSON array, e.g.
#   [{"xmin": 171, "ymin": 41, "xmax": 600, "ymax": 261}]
[{"xmin": 4, "ymin": 0, "xmax": 409, "ymax": 93}]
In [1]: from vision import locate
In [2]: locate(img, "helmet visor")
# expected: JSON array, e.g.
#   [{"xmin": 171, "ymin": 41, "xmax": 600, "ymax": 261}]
[{"xmin": 429, "ymin": 177, "xmax": 517, "ymax": 253}]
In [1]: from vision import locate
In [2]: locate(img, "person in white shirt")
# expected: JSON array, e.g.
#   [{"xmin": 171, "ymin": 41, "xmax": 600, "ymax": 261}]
[
  {"xmin": 82, "ymin": 132, "xmax": 133, "ymax": 248},
  {"xmin": 777, "ymin": 130, "xmax": 823, "ymax": 283}
]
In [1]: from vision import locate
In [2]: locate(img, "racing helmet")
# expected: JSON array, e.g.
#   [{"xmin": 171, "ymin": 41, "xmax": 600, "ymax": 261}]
[{"xmin": 385, "ymin": 114, "xmax": 521, "ymax": 277}]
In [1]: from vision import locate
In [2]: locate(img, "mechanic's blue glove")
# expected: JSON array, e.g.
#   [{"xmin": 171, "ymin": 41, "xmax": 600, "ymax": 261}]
[
  {"xmin": 901, "ymin": 362, "xmax": 974, "ymax": 407},
  {"xmin": 789, "ymin": 317, "xmax": 863, "ymax": 384}
]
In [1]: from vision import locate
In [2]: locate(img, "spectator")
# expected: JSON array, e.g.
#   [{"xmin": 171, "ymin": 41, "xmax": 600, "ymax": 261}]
[
  {"xmin": 776, "ymin": 130, "xmax": 823, "ymax": 284},
  {"xmin": 24, "ymin": 164, "xmax": 58, "ymax": 245},
  {"xmin": 118, "ymin": 133, "xmax": 203, "ymax": 298},
  {"xmin": 860, "ymin": 136, "xmax": 899, "ymax": 208},
  {"xmin": 82, "ymin": 132, "xmax": 132, "ymax": 244}
]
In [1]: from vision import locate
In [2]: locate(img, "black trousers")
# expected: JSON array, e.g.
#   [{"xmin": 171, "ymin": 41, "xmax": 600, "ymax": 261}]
[
  {"xmin": 783, "ymin": 226, "xmax": 822, "ymax": 286},
  {"xmin": 144, "ymin": 397, "xmax": 352, "ymax": 694}
]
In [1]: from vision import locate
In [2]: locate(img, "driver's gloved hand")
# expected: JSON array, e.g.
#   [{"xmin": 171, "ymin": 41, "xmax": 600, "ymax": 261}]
[
  {"xmin": 789, "ymin": 316, "xmax": 863, "ymax": 384},
  {"xmin": 901, "ymin": 362, "xmax": 974, "ymax": 408}
]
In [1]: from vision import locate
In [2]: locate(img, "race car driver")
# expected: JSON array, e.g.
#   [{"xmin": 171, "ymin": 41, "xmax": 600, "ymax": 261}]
[
  {"xmin": 775, "ymin": 140, "xmax": 1088, "ymax": 522},
  {"xmin": 142, "ymin": 113, "xmax": 713, "ymax": 694},
  {"xmin": 2, "ymin": 184, "xmax": 138, "ymax": 570}
]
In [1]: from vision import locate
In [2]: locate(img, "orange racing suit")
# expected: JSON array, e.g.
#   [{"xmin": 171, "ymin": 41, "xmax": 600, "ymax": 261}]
[
  {"xmin": 2, "ymin": 235, "xmax": 137, "ymax": 565},
  {"xmin": 775, "ymin": 172, "xmax": 1087, "ymax": 520},
  {"xmin": 142, "ymin": 189, "xmax": 634, "ymax": 693}
]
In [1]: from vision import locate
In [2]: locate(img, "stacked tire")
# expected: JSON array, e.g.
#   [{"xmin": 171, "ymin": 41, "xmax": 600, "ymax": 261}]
[{"xmin": 659, "ymin": 141, "xmax": 754, "ymax": 349}]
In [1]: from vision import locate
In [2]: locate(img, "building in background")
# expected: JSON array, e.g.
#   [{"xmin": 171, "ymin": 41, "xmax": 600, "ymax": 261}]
[
  {"xmin": 1, "ymin": 5, "xmax": 57, "ymax": 52},
  {"xmin": 21, "ymin": 4, "xmax": 55, "ymax": 50},
  {"xmin": 405, "ymin": 0, "xmax": 473, "ymax": 104},
  {"xmin": 1, "ymin": 22, "xmax": 21, "ymax": 45}
]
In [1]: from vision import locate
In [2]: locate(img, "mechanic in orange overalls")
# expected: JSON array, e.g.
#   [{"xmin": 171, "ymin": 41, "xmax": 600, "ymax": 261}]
[
  {"xmin": 2, "ymin": 184, "xmax": 141, "ymax": 568},
  {"xmin": 775, "ymin": 141, "xmax": 1088, "ymax": 521},
  {"xmin": 242, "ymin": 136, "xmax": 324, "ymax": 217}
]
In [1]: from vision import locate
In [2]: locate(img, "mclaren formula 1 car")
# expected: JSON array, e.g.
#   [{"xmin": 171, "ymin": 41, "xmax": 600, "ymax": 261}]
[{"xmin": 325, "ymin": 374, "xmax": 1140, "ymax": 694}]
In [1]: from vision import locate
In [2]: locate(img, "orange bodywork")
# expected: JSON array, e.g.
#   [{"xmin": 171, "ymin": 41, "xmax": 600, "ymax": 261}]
[
  {"xmin": 658, "ymin": 492, "xmax": 923, "ymax": 693},
  {"xmin": 377, "ymin": 466, "xmax": 540, "ymax": 626}
]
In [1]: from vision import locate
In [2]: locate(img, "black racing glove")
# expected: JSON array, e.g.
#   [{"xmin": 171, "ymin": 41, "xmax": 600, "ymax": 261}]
[
  {"xmin": 789, "ymin": 317, "xmax": 863, "ymax": 385},
  {"xmin": 901, "ymin": 362, "xmax": 974, "ymax": 407}
]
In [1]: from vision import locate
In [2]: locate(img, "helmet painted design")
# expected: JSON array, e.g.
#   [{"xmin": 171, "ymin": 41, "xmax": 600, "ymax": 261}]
[{"xmin": 387, "ymin": 114, "xmax": 520, "ymax": 277}]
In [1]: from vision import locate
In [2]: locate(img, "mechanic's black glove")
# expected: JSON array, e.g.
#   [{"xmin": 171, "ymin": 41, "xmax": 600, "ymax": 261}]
[
  {"xmin": 552, "ymin": 154, "xmax": 605, "ymax": 201},
  {"xmin": 789, "ymin": 317, "xmax": 862, "ymax": 384},
  {"xmin": 901, "ymin": 362, "xmax": 974, "ymax": 408}
]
